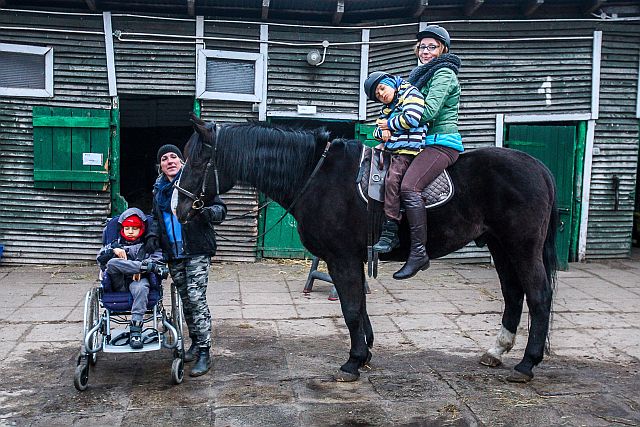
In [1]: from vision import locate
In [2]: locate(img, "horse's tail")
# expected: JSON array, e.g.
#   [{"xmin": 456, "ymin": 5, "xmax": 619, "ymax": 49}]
[{"xmin": 543, "ymin": 179, "xmax": 559, "ymax": 355}]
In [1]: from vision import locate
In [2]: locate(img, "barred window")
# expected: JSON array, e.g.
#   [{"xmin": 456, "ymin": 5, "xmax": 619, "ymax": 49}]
[
  {"xmin": 196, "ymin": 49, "xmax": 263, "ymax": 102},
  {"xmin": 0, "ymin": 43, "xmax": 53, "ymax": 98}
]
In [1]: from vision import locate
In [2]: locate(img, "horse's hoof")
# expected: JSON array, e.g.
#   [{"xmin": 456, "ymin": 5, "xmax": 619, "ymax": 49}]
[
  {"xmin": 506, "ymin": 369, "xmax": 533, "ymax": 383},
  {"xmin": 479, "ymin": 352, "xmax": 502, "ymax": 367},
  {"xmin": 334, "ymin": 369, "xmax": 360, "ymax": 382}
]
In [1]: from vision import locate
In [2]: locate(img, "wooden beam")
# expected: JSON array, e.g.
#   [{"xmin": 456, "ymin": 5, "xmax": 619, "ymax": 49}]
[
  {"xmin": 464, "ymin": 0, "xmax": 484, "ymax": 16},
  {"xmin": 332, "ymin": 0, "xmax": 344, "ymax": 25},
  {"xmin": 413, "ymin": 0, "xmax": 428, "ymax": 18},
  {"xmin": 522, "ymin": 0, "xmax": 543, "ymax": 16},
  {"xmin": 187, "ymin": 0, "xmax": 195, "ymax": 16},
  {"xmin": 584, "ymin": 0, "xmax": 606, "ymax": 15},
  {"xmin": 84, "ymin": 0, "xmax": 97, "ymax": 11},
  {"xmin": 262, "ymin": 0, "xmax": 270, "ymax": 20}
]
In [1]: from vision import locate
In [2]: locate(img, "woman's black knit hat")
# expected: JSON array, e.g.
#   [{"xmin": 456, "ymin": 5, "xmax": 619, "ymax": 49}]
[{"xmin": 156, "ymin": 144, "xmax": 184, "ymax": 163}]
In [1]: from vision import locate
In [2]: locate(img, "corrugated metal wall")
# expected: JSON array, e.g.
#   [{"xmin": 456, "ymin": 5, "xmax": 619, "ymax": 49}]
[
  {"xmin": 0, "ymin": 10, "xmax": 112, "ymax": 265},
  {"xmin": 267, "ymin": 26, "xmax": 362, "ymax": 116},
  {"xmin": 111, "ymin": 14, "xmax": 196, "ymax": 96},
  {"xmin": 586, "ymin": 22, "xmax": 639, "ymax": 258},
  {"xmin": 1, "ymin": 10, "xmax": 638, "ymax": 264}
]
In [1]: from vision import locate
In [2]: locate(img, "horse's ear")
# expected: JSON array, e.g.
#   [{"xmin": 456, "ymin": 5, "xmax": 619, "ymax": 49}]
[
  {"xmin": 189, "ymin": 112, "xmax": 211, "ymax": 139},
  {"xmin": 189, "ymin": 111, "xmax": 205, "ymax": 126}
]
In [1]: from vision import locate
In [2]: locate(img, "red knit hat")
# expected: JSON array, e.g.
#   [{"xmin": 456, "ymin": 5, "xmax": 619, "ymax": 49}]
[{"xmin": 120, "ymin": 215, "xmax": 145, "ymax": 241}]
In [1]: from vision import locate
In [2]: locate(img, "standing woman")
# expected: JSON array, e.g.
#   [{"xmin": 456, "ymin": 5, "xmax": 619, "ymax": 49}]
[
  {"xmin": 381, "ymin": 25, "xmax": 464, "ymax": 280},
  {"xmin": 150, "ymin": 144, "xmax": 227, "ymax": 376}
]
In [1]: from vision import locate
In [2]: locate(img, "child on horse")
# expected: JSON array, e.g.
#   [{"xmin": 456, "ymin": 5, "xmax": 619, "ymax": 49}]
[
  {"xmin": 97, "ymin": 207, "xmax": 167, "ymax": 349},
  {"xmin": 363, "ymin": 71, "xmax": 427, "ymax": 257}
]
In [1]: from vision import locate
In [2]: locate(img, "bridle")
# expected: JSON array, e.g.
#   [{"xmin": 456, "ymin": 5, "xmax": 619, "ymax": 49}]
[
  {"xmin": 173, "ymin": 124, "xmax": 220, "ymax": 211},
  {"xmin": 172, "ymin": 123, "xmax": 333, "ymax": 242}
]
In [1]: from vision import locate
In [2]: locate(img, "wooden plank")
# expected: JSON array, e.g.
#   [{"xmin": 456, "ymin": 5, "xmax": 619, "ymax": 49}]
[
  {"xmin": 71, "ymin": 109, "xmax": 92, "ymax": 191},
  {"xmin": 34, "ymin": 170, "xmax": 109, "ymax": 182},
  {"xmin": 332, "ymin": 0, "xmax": 344, "ymax": 25},
  {"xmin": 33, "ymin": 116, "xmax": 110, "ymax": 128},
  {"xmin": 465, "ymin": 0, "xmax": 484, "ymax": 16},
  {"xmin": 523, "ymin": 0, "xmax": 544, "ymax": 16}
]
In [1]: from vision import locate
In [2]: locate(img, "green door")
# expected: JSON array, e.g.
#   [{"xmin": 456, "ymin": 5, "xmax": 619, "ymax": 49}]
[
  {"xmin": 505, "ymin": 124, "xmax": 580, "ymax": 270},
  {"xmin": 259, "ymin": 198, "xmax": 310, "ymax": 259}
]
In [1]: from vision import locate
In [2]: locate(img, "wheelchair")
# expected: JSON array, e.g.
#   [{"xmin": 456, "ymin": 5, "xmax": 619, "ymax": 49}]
[{"xmin": 74, "ymin": 217, "xmax": 185, "ymax": 391}]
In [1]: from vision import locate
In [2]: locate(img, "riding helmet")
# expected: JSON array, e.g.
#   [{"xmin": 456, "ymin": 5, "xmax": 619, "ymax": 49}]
[
  {"xmin": 364, "ymin": 71, "xmax": 392, "ymax": 102},
  {"xmin": 416, "ymin": 25, "xmax": 451, "ymax": 49}
]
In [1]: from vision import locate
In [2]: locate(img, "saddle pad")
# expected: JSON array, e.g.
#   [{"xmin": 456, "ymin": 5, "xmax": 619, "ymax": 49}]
[{"xmin": 357, "ymin": 146, "xmax": 454, "ymax": 209}]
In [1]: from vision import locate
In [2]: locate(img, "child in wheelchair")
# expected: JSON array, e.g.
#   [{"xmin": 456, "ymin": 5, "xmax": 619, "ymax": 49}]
[{"xmin": 97, "ymin": 207, "xmax": 168, "ymax": 349}]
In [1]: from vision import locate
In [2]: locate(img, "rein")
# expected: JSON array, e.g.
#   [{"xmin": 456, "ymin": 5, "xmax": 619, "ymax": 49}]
[
  {"xmin": 174, "ymin": 126, "xmax": 333, "ymax": 243},
  {"xmin": 217, "ymin": 140, "xmax": 333, "ymax": 244}
]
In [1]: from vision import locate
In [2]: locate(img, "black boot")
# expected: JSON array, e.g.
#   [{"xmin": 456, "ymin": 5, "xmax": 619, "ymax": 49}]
[
  {"xmin": 189, "ymin": 347, "xmax": 211, "ymax": 377},
  {"xmin": 372, "ymin": 218, "xmax": 400, "ymax": 253},
  {"xmin": 393, "ymin": 192, "xmax": 430, "ymax": 280},
  {"xmin": 183, "ymin": 340, "xmax": 199, "ymax": 363}
]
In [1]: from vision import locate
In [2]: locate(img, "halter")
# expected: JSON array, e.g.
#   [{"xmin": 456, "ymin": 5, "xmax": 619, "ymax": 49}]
[{"xmin": 173, "ymin": 124, "xmax": 220, "ymax": 211}]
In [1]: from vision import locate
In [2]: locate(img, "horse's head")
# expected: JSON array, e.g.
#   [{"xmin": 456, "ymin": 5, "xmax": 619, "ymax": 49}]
[{"xmin": 173, "ymin": 113, "xmax": 233, "ymax": 223}]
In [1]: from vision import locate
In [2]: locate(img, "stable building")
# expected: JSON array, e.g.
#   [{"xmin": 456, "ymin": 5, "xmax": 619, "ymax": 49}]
[{"xmin": 0, "ymin": 0, "xmax": 639, "ymax": 267}]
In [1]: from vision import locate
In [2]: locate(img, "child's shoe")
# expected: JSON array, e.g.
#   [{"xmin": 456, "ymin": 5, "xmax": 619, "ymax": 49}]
[{"xmin": 129, "ymin": 321, "xmax": 143, "ymax": 349}]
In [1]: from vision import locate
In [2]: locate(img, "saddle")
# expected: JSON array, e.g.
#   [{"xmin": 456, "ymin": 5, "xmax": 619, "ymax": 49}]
[{"xmin": 356, "ymin": 146, "xmax": 454, "ymax": 207}]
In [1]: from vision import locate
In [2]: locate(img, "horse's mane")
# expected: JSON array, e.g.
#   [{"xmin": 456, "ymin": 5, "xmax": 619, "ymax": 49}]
[{"xmin": 186, "ymin": 121, "xmax": 337, "ymax": 197}]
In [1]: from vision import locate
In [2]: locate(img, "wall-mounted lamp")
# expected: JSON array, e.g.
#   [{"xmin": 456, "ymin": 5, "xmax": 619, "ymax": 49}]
[{"xmin": 307, "ymin": 40, "xmax": 330, "ymax": 66}]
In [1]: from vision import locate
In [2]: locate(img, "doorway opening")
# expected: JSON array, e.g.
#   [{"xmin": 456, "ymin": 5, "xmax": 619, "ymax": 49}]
[{"xmin": 118, "ymin": 96, "xmax": 194, "ymax": 213}]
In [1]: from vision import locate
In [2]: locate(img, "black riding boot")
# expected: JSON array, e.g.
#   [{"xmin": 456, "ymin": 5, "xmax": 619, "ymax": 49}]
[
  {"xmin": 190, "ymin": 347, "xmax": 211, "ymax": 377},
  {"xmin": 184, "ymin": 340, "xmax": 199, "ymax": 363},
  {"xmin": 393, "ymin": 192, "xmax": 430, "ymax": 280},
  {"xmin": 372, "ymin": 218, "xmax": 400, "ymax": 253}
]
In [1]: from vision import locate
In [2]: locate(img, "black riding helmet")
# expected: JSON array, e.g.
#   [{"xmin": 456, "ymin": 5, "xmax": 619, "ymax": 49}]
[
  {"xmin": 416, "ymin": 24, "xmax": 450, "ymax": 49},
  {"xmin": 363, "ymin": 71, "xmax": 392, "ymax": 102}
]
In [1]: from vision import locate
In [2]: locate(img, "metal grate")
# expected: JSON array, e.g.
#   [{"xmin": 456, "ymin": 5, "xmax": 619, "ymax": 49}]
[
  {"xmin": 0, "ymin": 51, "xmax": 45, "ymax": 89},
  {"xmin": 205, "ymin": 58, "xmax": 255, "ymax": 95}
]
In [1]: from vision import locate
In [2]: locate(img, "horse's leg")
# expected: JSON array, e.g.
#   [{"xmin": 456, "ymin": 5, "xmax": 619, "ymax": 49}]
[
  {"xmin": 326, "ymin": 257, "xmax": 370, "ymax": 382},
  {"xmin": 509, "ymin": 257, "xmax": 552, "ymax": 383},
  {"xmin": 480, "ymin": 239, "xmax": 523, "ymax": 368}
]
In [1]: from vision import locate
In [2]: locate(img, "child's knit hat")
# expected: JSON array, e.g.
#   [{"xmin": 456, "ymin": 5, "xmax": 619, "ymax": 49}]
[{"xmin": 119, "ymin": 211, "xmax": 146, "ymax": 241}]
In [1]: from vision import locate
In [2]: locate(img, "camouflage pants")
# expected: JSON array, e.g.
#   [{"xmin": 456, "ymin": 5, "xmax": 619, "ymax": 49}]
[{"xmin": 169, "ymin": 255, "xmax": 211, "ymax": 348}]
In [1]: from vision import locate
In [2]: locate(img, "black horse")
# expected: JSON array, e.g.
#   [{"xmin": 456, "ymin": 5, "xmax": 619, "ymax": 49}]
[{"xmin": 175, "ymin": 116, "xmax": 558, "ymax": 383}]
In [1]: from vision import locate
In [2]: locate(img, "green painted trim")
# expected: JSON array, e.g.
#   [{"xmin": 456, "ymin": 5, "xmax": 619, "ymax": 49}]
[
  {"xmin": 34, "ymin": 170, "xmax": 109, "ymax": 182},
  {"xmin": 570, "ymin": 121, "xmax": 587, "ymax": 261},
  {"xmin": 109, "ymin": 99, "xmax": 127, "ymax": 216},
  {"xmin": 355, "ymin": 122, "xmax": 378, "ymax": 147},
  {"xmin": 33, "ymin": 116, "xmax": 110, "ymax": 128},
  {"xmin": 193, "ymin": 98, "xmax": 201, "ymax": 117}
]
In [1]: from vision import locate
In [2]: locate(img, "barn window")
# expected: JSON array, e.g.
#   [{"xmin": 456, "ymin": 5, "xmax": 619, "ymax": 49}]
[
  {"xmin": 196, "ymin": 49, "xmax": 264, "ymax": 102},
  {"xmin": 0, "ymin": 43, "xmax": 53, "ymax": 98}
]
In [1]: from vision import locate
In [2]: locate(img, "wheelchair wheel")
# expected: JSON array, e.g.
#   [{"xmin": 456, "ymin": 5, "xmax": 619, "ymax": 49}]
[
  {"xmin": 73, "ymin": 363, "xmax": 89, "ymax": 391},
  {"xmin": 170, "ymin": 283, "xmax": 185, "ymax": 360},
  {"xmin": 171, "ymin": 357, "xmax": 184, "ymax": 385},
  {"xmin": 82, "ymin": 288, "xmax": 100, "ymax": 365}
]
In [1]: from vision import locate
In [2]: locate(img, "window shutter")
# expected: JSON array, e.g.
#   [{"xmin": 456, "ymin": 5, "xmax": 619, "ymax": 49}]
[
  {"xmin": 205, "ymin": 58, "xmax": 256, "ymax": 95},
  {"xmin": 0, "ymin": 51, "xmax": 46, "ymax": 89},
  {"xmin": 32, "ymin": 106, "xmax": 111, "ymax": 191}
]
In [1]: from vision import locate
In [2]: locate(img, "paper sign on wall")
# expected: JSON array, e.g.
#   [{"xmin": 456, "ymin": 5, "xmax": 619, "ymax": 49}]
[{"xmin": 82, "ymin": 153, "xmax": 103, "ymax": 166}]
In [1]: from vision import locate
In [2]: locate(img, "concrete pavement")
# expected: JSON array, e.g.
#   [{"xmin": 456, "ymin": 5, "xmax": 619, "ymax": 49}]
[{"xmin": 0, "ymin": 254, "xmax": 639, "ymax": 425}]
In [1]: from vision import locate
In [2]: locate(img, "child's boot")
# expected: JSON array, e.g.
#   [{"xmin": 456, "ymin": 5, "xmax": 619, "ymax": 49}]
[
  {"xmin": 129, "ymin": 320, "xmax": 143, "ymax": 349},
  {"xmin": 373, "ymin": 218, "xmax": 399, "ymax": 253}
]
